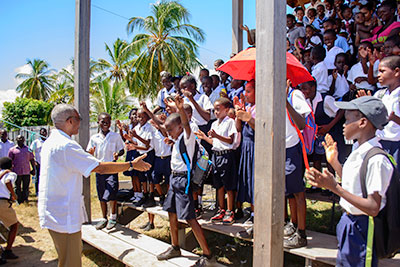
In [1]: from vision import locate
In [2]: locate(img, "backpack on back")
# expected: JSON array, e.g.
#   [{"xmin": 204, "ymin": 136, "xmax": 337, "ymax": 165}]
[
  {"xmin": 287, "ymin": 89, "xmax": 318, "ymax": 169},
  {"xmin": 179, "ymin": 137, "xmax": 213, "ymax": 194},
  {"xmin": 360, "ymin": 147, "xmax": 400, "ymax": 259}
]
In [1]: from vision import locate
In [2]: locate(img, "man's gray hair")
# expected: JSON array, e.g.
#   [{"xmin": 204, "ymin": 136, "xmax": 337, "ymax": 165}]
[{"xmin": 51, "ymin": 104, "xmax": 78, "ymax": 126}]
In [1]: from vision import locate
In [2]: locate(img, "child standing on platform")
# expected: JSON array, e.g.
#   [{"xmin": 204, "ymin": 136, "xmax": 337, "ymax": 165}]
[
  {"xmin": 87, "ymin": 112, "xmax": 125, "ymax": 230},
  {"xmin": 195, "ymin": 98, "xmax": 238, "ymax": 225}
]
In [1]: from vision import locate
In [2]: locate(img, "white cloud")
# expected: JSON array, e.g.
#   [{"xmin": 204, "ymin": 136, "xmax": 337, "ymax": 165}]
[
  {"xmin": 0, "ymin": 89, "xmax": 19, "ymax": 115},
  {"xmin": 14, "ymin": 64, "xmax": 31, "ymax": 86}
]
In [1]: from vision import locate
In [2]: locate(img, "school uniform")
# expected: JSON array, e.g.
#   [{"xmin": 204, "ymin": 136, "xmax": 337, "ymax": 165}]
[
  {"xmin": 286, "ymin": 89, "xmax": 311, "ymax": 195},
  {"xmin": 306, "ymin": 35, "xmax": 322, "ymax": 49},
  {"xmin": 312, "ymin": 61, "xmax": 329, "ymax": 94},
  {"xmin": 237, "ymin": 105, "xmax": 256, "ymax": 204},
  {"xmin": 210, "ymin": 117, "xmax": 238, "ymax": 191},
  {"xmin": 151, "ymin": 129, "xmax": 172, "ymax": 185},
  {"xmin": 163, "ymin": 130, "xmax": 197, "ymax": 220},
  {"xmin": 228, "ymin": 86, "xmax": 244, "ymax": 101},
  {"xmin": 327, "ymin": 72, "xmax": 350, "ymax": 99},
  {"xmin": 375, "ymin": 87, "xmax": 400, "ymax": 167},
  {"xmin": 335, "ymin": 35, "xmax": 350, "ymax": 53},
  {"xmin": 347, "ymin": 62, "xmax": 375, "ymax": 91},
  {"xmin": 156, "ymin": 86, "xmax": 176, "ymax": 110},
  {"xmin": 0, "ymin": 171, "xmax": 18, "ymax": 228},
  {"xmin": 336, "ymin": 137, "xmax": 392, "ymax": 267},
  {"xmin": 87, "ymin": 131, "xmax": 125, "ymax": 202},
  {"xmin": 133, "ymin": 122, "xmax": 156, "ymax": 182},
  {"xmin": 315, "ymin": 16, "xmax": 327, "ymax": 32},
  {"xmin": 324, "ymin": 46, "xmax": 344, "ymax": 70}
]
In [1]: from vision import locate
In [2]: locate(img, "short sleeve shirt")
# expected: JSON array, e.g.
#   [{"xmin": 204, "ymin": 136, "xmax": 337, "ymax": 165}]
[
  {"xmin": 312, "ymin": 61, "xmax": 329, "ymax": 94},
  {"xmin": 134, "ymin": 123, "xmax": 155, "ymax": 154},
  {"xmin": 210, "ymin": 116, "xmax": 237, "ymax": 151},
  {"xmin": 324, "ymin": 46, "xmax": 344, "ymax": 70},
  {"xmin": 152, "ymin": 129, "xmax": 171, "ymax": 157},
  {"xmin": 0, "ymin": 171, "xmax": 17, "ymax": 198},
  {"xmin": 0, "ymin": 140, "xmax": 14, "ymax": 158},
  {"xmin": 156, "ymin": 87, "xmax": 176, "ymax": 108},
  {"xmin": 184, "ymin": 93, "xmax": 213, "ymax": 126},
  {"xmin": 170, "ymin": 131, "xmax": 196, "ymax": 172},
  {"xmin": 8, "ymin": 146, "xmax": 34, "ymax": 175},
  {"xmin": 30, "ymin": 138, "xmax": 46, "ymax": 164},
  {"xmin": 347, "ymin": 62, "xmax": 375, "ymax": 90},
  {"xmin": 327, "ymin": 73, "xmax": 350, "ymax": 99},
  {"xmin": 375, "ymin": 87, "xmax": 400, "ymax": 141},
  {"xmin": 87, "ymin": 131, "xmax": 125, "ymax": 162}
]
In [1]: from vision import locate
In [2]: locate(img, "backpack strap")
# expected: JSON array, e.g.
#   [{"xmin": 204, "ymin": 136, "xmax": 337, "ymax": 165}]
[
  {"xmin": 179, "ymin": 135, "xmax": 199, "ymax": 194},
  {"xmin": 359, "ymin": 147, "xmax": 392, "ymax": 198}
]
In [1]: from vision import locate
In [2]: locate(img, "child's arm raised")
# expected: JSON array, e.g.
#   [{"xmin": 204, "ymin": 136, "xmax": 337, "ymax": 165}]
[
  {"xmin": 140, "ymin": 101, "xmax": 168, "ymax": 137},
  {"xmin": 130, "ymin": 129, "xmax": 151, "ymax": 149},
  {"xmin": 322, "ymin": 134, "xmax": 343, "ymax": 177},
  {"xmin": 182, "ymin": 91, "xmax": 211, "ymax": 121},
  {"xmin": 194, "ymin": 130, "xmax": 213, "ymax": 145},
  {"xmin": 175, "ymin": 95, "xmax": 192, "ymax": 136}
]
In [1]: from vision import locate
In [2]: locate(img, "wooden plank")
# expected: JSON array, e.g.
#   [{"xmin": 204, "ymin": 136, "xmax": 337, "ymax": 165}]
[
  {"xmin": 254, "ymin": 0, "xmax": 286, "ymax": 266},
  {"xmin": 74, "ymin": 0, "xmax": 91, "ymax": 222},
  {"xmin": 231, "ymin": 0, "xmax": 243, "ymax": 54}
]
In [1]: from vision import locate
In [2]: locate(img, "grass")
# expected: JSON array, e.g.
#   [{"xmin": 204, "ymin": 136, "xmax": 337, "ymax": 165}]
[{"xmin": 1, "ymin": 173, "xmax": 341, "ymax": 266}]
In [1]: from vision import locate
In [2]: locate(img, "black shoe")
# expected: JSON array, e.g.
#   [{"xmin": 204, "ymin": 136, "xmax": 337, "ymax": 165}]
[
  {"xmin": 283, "ymin": 231, "xmax": 307, "ymax": 248},
  {"xmin": 143, "ymin": 223, "xmax": 155, "ymax": 231},
  {"xmin": 3, "ymin": 250, "xmax": 18, "ymax": 260},
  {"xmin": 157, "ymin": 246, "xmax": 181, "ymax": 261},
  {"xmin": 234, "ymin": 208, "xmax": 244, "ymax": 220},
  {"xmin": 133, "ymin": 197, "xmax": 146, "ymax": 207},
  {"xmin": 159, "ymin": 194, "xmax": 165, "ymax": 207},
  {"xmin": 143, "ymin": 197, "xmax": 156, "ymax": 208}
]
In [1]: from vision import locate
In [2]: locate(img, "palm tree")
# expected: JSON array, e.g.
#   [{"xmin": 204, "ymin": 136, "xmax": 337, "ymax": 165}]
[
  {"xmin": 126, "ymin": 0, "xmax": 205, "ymax": 98},
  {"xmin": 15, "ymin": 59, "xmax": 54, "ymax": 100},
  {"xmin": 96, "ymin": 38, "xmax": 133, "ymax": 82},
  {"xmin": 90, "ymin": 78, "xmax": 132, "ymax": 120}
]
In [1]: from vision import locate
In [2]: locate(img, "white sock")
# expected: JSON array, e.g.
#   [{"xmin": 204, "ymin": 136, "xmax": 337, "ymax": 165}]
[
  {"xmin": 137, "ymin": 192, "xmax": 144, "ymax": 198},
  {"xmin": 110, "ymin": 213, "xmax": 117, "ymax": 220}
]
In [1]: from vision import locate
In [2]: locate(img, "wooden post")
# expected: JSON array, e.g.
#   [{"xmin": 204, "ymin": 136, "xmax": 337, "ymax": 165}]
[
  {"xmin": 74, "ymin": 0, "xmax": 91, "ymax": 222},
  {"xmin": 232, "ymin": 0, "xmax": 243, "ymax": 54},
  {"xmin": 253, "ymin": 0, "xmax": 286, "ymax": 266}
]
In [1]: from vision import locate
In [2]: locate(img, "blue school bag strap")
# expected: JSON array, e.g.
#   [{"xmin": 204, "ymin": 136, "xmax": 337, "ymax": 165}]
[{"xmin": 179, "ymin": 136, "xmax": 199, "ymax": 194}]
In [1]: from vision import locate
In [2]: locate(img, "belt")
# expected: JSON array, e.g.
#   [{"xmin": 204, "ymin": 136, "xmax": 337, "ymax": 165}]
[
  {"xmin": 213, "ymin": 149, "xmax": 233, "ymax": 156},
  {"xmin": 171, "ymin": 171, "xmax": 188, "ymax": 176},
  {"xmin": 157, "ymin": 155, "xmax": 171, "ymax": 160}
]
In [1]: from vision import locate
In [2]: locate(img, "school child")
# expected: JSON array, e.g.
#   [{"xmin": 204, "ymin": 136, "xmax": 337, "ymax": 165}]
[
  {"xmin": 284, "ymin": 81, "xmax": 311, "ymax": 248},
  {"xmin": 154, "ymin": 71, "xmax": 176, "ymax": 113},
  {"xmin": 341, "ymin": 6, "xmax": 355, "ymax": 38},
  {"xmin": 315, "ymin": 4, "xmax": 328, "ymax": 31},
  {"xmin": 322, "ymin": 19, "xmax": 351, "ymax": 53},
  {"xmin": 307, "ymin": 8, "xmax": 320, "ymax": 31},
  {"xmin": 295, "ymin": 6, "xmax": 309, "ymax": 26},
  {"xmin": 328, "ymin": 53, "xmax": 350, "ymax": 99},
  {"xmin": 0, "ymin": 157, "xmax": 19, "ymax": 261},
  {"xmin": 323, "ymin": 29, "xmax": 345, "ymax": 70},
  {"xmin": 87, "ymin": 112, "xmax": 125, "ymax": 230},
  {"xmin": 158, "ymin": 95, "xmax": 215, "ymax": 266},
  {"xmin": 235, "ymin": 81, "xmax": 256, "ymax": 238},
  {"xmin": 305, "ymin": 96, "xmax": 392, "ymax": 267},
  {"xmin": 195, "ymin": 98, "xmax": 238, "ymax": 225},
  {"xmin": 311, "ymin": 45, "xmax": 330, "ymax": 94},
  {"xmin": 348, "ymin": 41, "xmax": 376, "ymax": 93},
  {"xmin": 227, "ymin": 79, "xmax": 245, "ymax": 101},
  {"xmin": 374, "ymin": 56, "xmax": 400, "ymax": 167},
  {"xmin": 125, "ymin": 109, "xmax": 156, "ymax": 207},
  {"xmin": 305, "ymin": 25, "xmax": 322, "ymax": 49}
]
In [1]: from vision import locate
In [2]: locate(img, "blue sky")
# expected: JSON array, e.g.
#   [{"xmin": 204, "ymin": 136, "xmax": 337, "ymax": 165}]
[{"xmin": 0, "ymin": 0, "xmax": 263, "ymax": 92}]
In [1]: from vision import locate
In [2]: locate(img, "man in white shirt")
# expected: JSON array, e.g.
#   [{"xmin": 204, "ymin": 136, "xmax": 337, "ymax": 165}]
[
  {"xmin": 0, "ymin": 129, "xmax": 14, "ymax": 158},
  {"xmin": 38, "ymin": 104, "xmax": 151, "ymax": 267},
  {"xmin": 30, "ymin": 127, "xmax": 47, "ymax": 196}
]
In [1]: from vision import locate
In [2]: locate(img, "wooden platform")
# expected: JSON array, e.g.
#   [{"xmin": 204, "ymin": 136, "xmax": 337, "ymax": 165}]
[{"xmin": 82, "ymin": 221, "xmax": 202, "ymax": 267}]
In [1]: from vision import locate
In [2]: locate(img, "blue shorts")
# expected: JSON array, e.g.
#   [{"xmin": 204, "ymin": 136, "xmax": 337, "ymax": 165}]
[
  {"xmin": 336, "ymin": 212, "xmax": 378, "ymax": 267},
  {"xmin": 212, "ymin": 150, "xmax": 238, "ymax": 191},
  {"xmin": 151, "ymin": 156, "xmax": 171, "ymax": 184},
  {"xmin": 133, "ymin": 149, "xmax": 155, "ymax": 183},
  {"xmin": 163, "ymin": 173, "xmax": 195, "ymax": 220},
  {"xmin": 285, "ymin": 143, "xmax": 305, "ymax": 195},
  {"xmin": 96, "ymin": 173, "xmax": 119, "ymax": 202}
]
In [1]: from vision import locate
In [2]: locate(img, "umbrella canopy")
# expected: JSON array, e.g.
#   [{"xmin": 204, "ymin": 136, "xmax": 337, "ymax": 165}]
[{"xmin": 217, "ymin": 47, "xmax": 314, "ymax": 87}]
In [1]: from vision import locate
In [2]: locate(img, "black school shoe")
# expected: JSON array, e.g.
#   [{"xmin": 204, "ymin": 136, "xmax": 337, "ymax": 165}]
[
  {"xmin": 143, "ymin": 195, "xmax": 156, "ymax": 208},
  {"xmin": 157, "ymin": 246, "xmax": 181, "ymax": 260},
  {"xmin": 3, "ymin": 250, "xmax": 18, "ymax": 260},
  {"xmin": 234, "ymin": 208, "xmax": 244, "ymax": 220}
]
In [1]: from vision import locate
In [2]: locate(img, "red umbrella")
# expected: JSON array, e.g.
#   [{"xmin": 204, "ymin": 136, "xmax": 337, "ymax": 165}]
[{"xmin": 217, "ymin": 48, "xmax": 314, "ymax": 87}]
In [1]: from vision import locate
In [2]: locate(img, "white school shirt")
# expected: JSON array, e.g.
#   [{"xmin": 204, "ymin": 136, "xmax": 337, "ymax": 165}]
[
  {"xmin": 210, "ymin": 116, "xmax": 237, "ymax": 151},
  {"xmin": 156, "ymin": 86, "xmax": 176, "ymax": 108},
  {"xmin": 340, "ymin": 137, "xmax": 393, "ymax": 215},
  {"xmin": 30, "ymin": 138, "xmax": 45, "ymax": 164},
  {"xmin": 38, "ymin": 129, "xmax": 100, "ymax": 234},
  {"xmin": 153, "ymin": 129, "xmax": 171, "ymax": 157},
  {"xmin": 307, "ymin": 92, "xmax": 338, "ymax": 118},
  {"xmin": 312, "ymin": 61, "xmax": 329, "ymax": 94},
  {"xmin": 0, "ymin": 140, "xmax": 14, "ymax": 158},
  {"xmin": 184, "ymin": 93, "xmax": 213, "ymax": 126},
  {"xmin": 86, "ymin": 131, "xmax": 125, "ymax": 162},
  {"xmin": 0, "ymin": 171, "xmax": 17, "ymax": 198},
  {"xmin": 170, "ymin": 130, "xmax": 196, "ymax": 172},
  {"xmin": 375, "ymin": 87, "xmax": 400, "ymax": 141},
  {"xmin": 327, "ymin": 73, "xmax": 350, "ymax": 99},
  {"xmin": 373, "ymin": 60, "xmax": 383, "ymax": 89},
  {"xmin": 347, "ymin": 62, "xmax": 375, "ymax": 91},
  {"xmin": 306, "ymin": 35, "xmax": 322, "ymax": 49},
  {"xmin": 286, "ymin": 89, "xmax": 312, "ymax": 148},
  {"xmin": 134, "ymin": 122, "xmax": 155, "ymax": 154},
  {"xmin": 324, "ymin": 46, "xmax": 344, "ymax": 70}
]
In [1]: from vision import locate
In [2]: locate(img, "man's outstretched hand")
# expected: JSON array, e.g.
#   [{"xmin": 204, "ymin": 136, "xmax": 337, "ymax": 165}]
[{"xmin": 131, "ymin": 153, "xmax": 151, "ymax": 171}]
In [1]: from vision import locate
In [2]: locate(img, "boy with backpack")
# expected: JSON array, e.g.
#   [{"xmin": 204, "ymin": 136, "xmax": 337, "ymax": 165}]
[
  {"xmin": 305, "ymin": 96, "xmax": 393, "ymax": 266},
  {"xmin": 157, "ymin": 95, "xmax": 215, "ymax": 266}
]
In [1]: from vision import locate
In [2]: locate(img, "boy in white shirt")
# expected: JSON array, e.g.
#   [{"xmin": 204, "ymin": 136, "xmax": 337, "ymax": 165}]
[
  {"xmin": 0, "ymin": 157, "xmax": 19, "ymax": 261},
  {"xmin": 87, "ymin": 113, "xmax": 125, "ymax": 230},
  {"xmin": 306, "ymin": 96, "xmax": 392, "ymax": 267},
  {"xmin": 328, "ymin": 53, "xmax": 350, "ymax": 99},
  {"xmin": 195, "ymin": 98, "xmax": 238, "ymax": 225},
  {"xmin": 158, "ymin": 96, "xmax": 214, "ymax": 265},
  {"xmin": 311, "ymin": 45, "xmax": 330, "ymax": 94},
  {"xmin": 323, "ymin": 29, "xmax": 345, "ymax": 70}
]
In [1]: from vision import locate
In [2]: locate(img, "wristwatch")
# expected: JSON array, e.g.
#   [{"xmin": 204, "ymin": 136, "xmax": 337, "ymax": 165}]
[{"xmin": 128, "ymin": 161, "xmax": 134, "ymax": 171}]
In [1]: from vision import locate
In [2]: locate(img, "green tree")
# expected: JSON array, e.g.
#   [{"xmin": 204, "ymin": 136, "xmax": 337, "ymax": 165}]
[
  {"xmin": 15, "ymin": 59, "xmax": 54, "ymax": 100},
  {"xmin": 90, "ymin": 78, "xmax": 132, "ymax": 120},
  {"xmin": 126, "ymin": 0, "xmax": 205, "ymax": 98},
  {"xmin": 1, "ymin": 98, "xmax": 54, "ymax": 130}
]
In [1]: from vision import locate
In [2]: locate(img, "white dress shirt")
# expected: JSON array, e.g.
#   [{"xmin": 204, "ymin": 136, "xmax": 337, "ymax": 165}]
[
  {"xmin": 375, "ymin": 87, "xmax": 400, "ymax": 141},
  {"xmin": 184, "ymin": 93, "xmax": 213, "ymax": 126},
  {"xmin": 38, "ymin": 129, "xmax": 100, "ymax": 234},
  {"xmin": 0, "ymin": 140, "xmax": 14, "ymax": 158},
  {"xmin": 153, "ymin": 129, "xmax": 171, "ymax": 157},
  {"xmin": 324, "ymin": 46, "xmax": 344, "ymax": 70},
  {"xmin": 347, "ymin": 62, "xmax": 375, "ymax": 91},
  {"xmin": 87, "ymin": 131, "xmax": 125, "ymax": 162},
  {"xmin": 134, "ymin": 122, "xmax": 155, "ymax": 154},
  {"xmin": 30, "ymin": 138, "xmax": 46, "ymax": 164},
  {"xmin": 210, "ymin": 116, "xmax": 237, "ymax": 151},
  {"xmin": 307, "ymin": 92, "xmax": 338, "ymax": 118},
  {"xmin": 340, "ymin": 137, "xmax": 393, "ymax": 215},
  {"xmin": 312, "ymin": 61, "xmax": 329, "ymax": 94},
  {"xmin": 327, "ymin": 72, "xmax": 350, "ymax": 99},
  {"xmin": 171, "ymin": 131, "xmax": 196, "ymax": 172}
]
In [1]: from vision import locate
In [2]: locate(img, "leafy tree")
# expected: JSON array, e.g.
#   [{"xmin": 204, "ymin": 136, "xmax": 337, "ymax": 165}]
[
  {"xmin": 15, "ymin": 59, "xmax": 54, "ymax": 100},
  {"xmin": 126, "ymin": 0, "xmax": 205, "ymax": 98},
  {"xmin": 90, "ymin": 78, "xmax": 132, "ymax": 120},
  {"xmin": 1, "ymin": 98, "xmax": 54, "ymax": 130}
]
